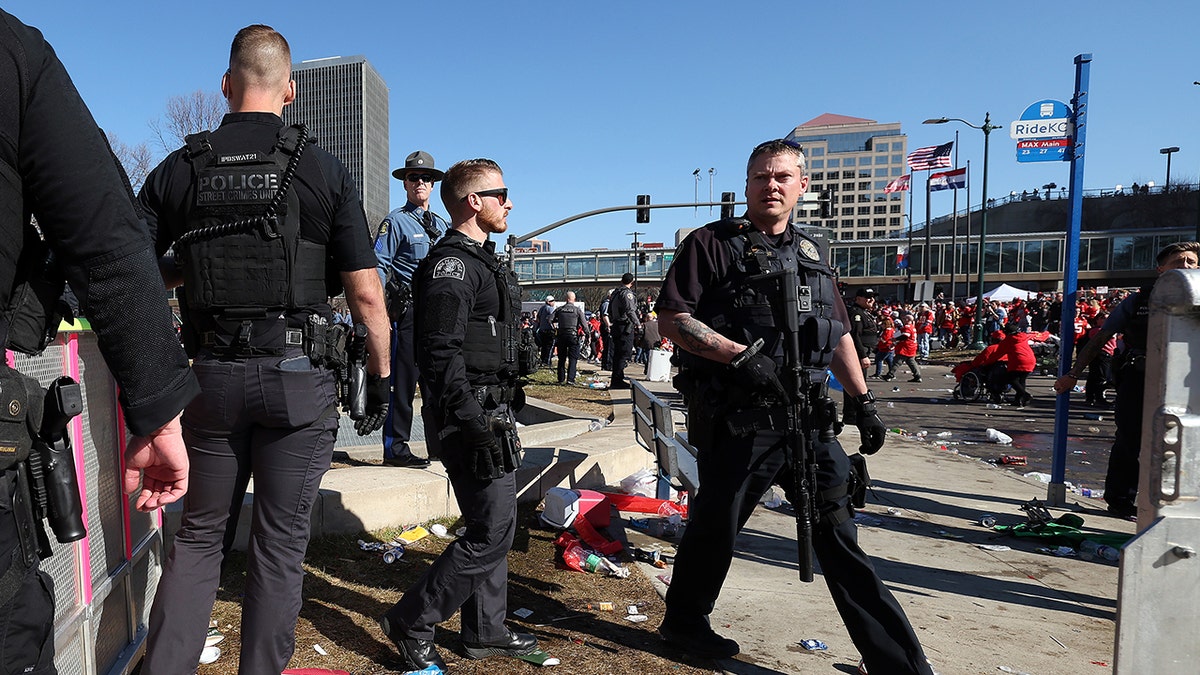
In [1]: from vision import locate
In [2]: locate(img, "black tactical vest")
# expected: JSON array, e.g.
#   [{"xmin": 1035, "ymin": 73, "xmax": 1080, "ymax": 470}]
[
  {"xmin": 689, "ymin": 219, "xmax": 843, "ymax": 372},
  {"xmin": 433, "ymin": 236, "xmax": 523, "ymax": 381},
  {"xmin": 177, "ymin": 126, "xmax": 326, "ymax": 334},
  {"xmin": 1121, "ymin": 285, "xmax": 1152, "ymax": 354}
]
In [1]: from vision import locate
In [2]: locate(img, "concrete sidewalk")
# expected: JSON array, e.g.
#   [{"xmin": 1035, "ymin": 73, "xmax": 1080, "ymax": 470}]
[{"xmin": 629, "ymin": 381, "xmax": 1134, "ymax": 674}]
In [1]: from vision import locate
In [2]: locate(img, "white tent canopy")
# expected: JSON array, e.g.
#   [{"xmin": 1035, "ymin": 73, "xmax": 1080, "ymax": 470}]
[{"xmin": 971, "ymin": 283, "xmax": 1035, "ymax": 303}]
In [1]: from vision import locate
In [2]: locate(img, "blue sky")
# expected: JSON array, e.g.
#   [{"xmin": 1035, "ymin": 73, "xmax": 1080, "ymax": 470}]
[{"xmin": 8, "ymin": 1, "xmax": 1198, "ymax": 251}]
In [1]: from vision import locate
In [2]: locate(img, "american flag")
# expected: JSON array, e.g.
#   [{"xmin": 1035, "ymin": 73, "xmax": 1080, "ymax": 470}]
[
  {"xmin": 884, "ymin": 174, "xmax": 911, "ymax": 193},
  {"xmin": 906, "ymin": 142, "xmax": 954, "ymax": 171}
]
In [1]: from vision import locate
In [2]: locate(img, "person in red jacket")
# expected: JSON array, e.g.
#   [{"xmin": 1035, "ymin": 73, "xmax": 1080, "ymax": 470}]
[
  {"xmin": 894, "ymin": 313, "xmax": 922, "ymax": 382},
  {"xmin": 990, "ymin": 324, "xmax": 1036, "ymax": 407},
  {"xmin": 874, "ymin": 318, "xmax": 896, "ymax": 380}
]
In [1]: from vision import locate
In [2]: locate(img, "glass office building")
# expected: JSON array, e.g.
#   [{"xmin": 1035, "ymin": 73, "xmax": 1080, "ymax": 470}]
[
  {"xmin": 285, "ymin": 55, "xmax": 390, "ymax": 229},
  {"xmin": 786, "ymin": 113, "xmax": 907, "ymax": 241}
]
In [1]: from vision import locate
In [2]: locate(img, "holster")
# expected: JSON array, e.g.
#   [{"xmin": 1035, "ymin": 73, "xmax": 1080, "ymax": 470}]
[{"xmin": 848, "ymin": 453, "xmax": 870, "ymax": 510}]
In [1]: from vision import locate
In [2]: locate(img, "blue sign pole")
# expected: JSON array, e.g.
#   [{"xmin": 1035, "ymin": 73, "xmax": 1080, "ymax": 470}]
[{"xmin": 1049, "ymin": 53, "xmax": 1091, "ymax": 505}]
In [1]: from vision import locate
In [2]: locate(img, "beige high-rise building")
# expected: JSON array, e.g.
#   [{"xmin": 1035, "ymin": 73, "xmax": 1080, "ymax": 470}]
[{"xmin": 787, "ymin": 113, "xmax": 907, "ymax": 240}]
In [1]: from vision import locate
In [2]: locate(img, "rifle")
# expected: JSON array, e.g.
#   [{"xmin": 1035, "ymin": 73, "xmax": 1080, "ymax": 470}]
[{"xmin": 775, "ymin": 270, "xmax": 821, "ymax": 582}]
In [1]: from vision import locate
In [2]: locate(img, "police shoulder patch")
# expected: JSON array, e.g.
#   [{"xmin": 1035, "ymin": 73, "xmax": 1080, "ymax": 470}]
[
  {"xmin": 798, "ymin": 239, "xmax": 821, "ymax": 261},
  {"xmin": 432, "ymin": 256, "xmax": 466, "ymax": 280}
]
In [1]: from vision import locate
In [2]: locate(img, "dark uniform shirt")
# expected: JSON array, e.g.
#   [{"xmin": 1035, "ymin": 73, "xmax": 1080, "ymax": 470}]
[
  {"xmin": 139, "ymin": 112, "xmax": 377, "ymax": 331},
  {"xmin": 608, "ymin": 286, "xmax": 641, "ymax": 330},
  {"xmin": 1, "ymin": 9, "xmax": 197, "ymax": 434},
  {"xmin": 553, "ymin": 302, "xmax": 581, "ymax": 340},
  {"xmin": 416, "ymin": 230, "xmax": 513, "ymax": 423},
  {"xmin": 847, "ymin": 302, "xmax": 880, "ymax": 359}
]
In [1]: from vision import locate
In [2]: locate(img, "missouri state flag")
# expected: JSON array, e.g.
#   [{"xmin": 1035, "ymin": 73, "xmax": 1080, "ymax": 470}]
[
  {"xmin": 929, "ymin": 167, "xmax": 967, "ymax": 192},
  {"xmin": 906, "ymin": 142, "xmax": 954, "ymax": 171},
  {"xmin": 884, "ymin": 174, "xmax": 911, "ymax": 193}
]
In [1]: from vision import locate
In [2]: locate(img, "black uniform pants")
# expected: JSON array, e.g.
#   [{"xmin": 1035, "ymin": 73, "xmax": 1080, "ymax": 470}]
[
  {"xmin": 610, "ymin": 326, "xmax": 635, "ymax": 387},
  {"xmin": 0, "ymin": 471, "xmax": 55, "ymax": 675},
  {"xmin": 537, "ymin": 330, "xmax": 555, "ymax": 366},
  {"xmin": 1104, "ymin": 360, "xmax": 1146, "ymax": 510},
  {"xmin": 143, "ymin": 350, "xmax": 338, "ymax": 675},
  {"xmin": 1085, "ymin": 353, "xmax": 1112, "ymax": 405},
  {"xmin": 556, "ymin": 335, "xmax": 579, "ymax": 384},
  {"xmin": 383, "ymin": 405, "xmax": 517, "ymax": 643},
  {"xmin": 665, "ymin": 403, "xmax": 932, "ymax": 675},
  {"xmin": 384, "ymin": 310, "xmax": 419, "ymax": 459}
]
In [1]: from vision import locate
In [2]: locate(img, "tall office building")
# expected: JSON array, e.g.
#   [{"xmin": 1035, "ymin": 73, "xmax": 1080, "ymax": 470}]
[
  {"xmin": 284, "ymin": 55, "xmax": 390, "ymax": 229},
  {"xmin": 787, "ymin": 114, "xmax": 907, "ymax": 240}
]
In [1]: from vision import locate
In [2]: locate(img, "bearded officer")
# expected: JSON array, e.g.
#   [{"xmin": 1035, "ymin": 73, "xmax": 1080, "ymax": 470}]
[
  {"xmin": 379, "ymin": 159, "xmax": 538, "ymax": 671},
  {"xmin": 654, "ymin": 140, "xmax": 934, "ymax": 674}
]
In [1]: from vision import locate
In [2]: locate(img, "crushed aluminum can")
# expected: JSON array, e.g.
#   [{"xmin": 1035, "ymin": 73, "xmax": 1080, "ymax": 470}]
[{"xmin": 799, "ymin": 639, "xmax": 828, "ymax": 651}]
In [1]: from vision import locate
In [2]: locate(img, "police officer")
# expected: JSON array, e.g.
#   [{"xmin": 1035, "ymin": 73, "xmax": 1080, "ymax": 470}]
[
  {"xmin": 845, "ymin": 288, "xmax": 880, "ymax": 423},
  {"xmin": 374, "ymin": 150, "xmax": 448, "ymax": 468},
  {"xmin": 1, "ymin": 9, "xmax": 199, "ymax": 672},
  {"xmin": 535, "ymin": 294, "xmax": 556, "ymax": 365},
  {"xmin": 137, "ymin": 26, "xmax": 390, "ymax": 675},
  {"xmin": 608, "ymin": 272, "xmax": 641, "ymax": 390},
  {"xmin": 655, "ymin": 140, "xmax": 934, "ymax": 674},
  {"xmin": 379, "ymin": 159, "xmax": 538, "ymax": 672},
  {"xmin": 1054, "ymin": 241, "xmax": 1200, "ymax": 519},
  {"xmin": 554, "ymin": 291, "xmax": 582, "ymax": 384}
]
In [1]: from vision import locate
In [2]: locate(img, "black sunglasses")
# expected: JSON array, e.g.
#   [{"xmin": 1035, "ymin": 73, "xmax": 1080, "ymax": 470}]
[
  {"xmin": 465, "ymin": 188, "xmax": 508, "ymax": 203},
  {"xmin": 406, "ymin": 174, "xmax": 436, "ymax": 184}
]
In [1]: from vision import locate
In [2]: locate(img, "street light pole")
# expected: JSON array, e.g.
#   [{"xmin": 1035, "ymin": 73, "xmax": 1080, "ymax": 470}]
[
  {"xmin": 924, "ymin": 112, "xmax": 1002, "ymax": 348},
  {"xmin": 626, "ymin": 230, "xmax": 644, "ymax": 290},
  {"xmin": 708, "ymin": 168, "xmax": 716, "ymax": 215},
  {"xmin": 693, "ymin": 168, "xmax": 701, "ymax": 215},
  {"xmin": 1160, "ymin": 146, "xmax": 1179, "ymax": 192}
]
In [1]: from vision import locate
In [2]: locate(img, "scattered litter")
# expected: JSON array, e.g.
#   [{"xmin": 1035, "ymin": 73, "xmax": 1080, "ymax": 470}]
[
  {"xmin": 1036, "ymin": 546, "xmax": 1077, "ymax": 557},
  {"xmin": 199, "ymin": 646, "xmax": 220, "ymax": 665},
  {"xmin": 936, "ymin": 431, "xmax": 953, "ymax": 438},
  {"xmin": 1083, "ymin": 413, "xmax": 1103, "ymax": 421},
  {"xmin": 853, "ymin": 513, "xmax": 882, "ymax": 527},
  {"xmin": 760, "ymin": 487, "xmax": 785, "ymax": 508},
  {"xmin": 999, "ymin": 455, "xmax": 1028, "ymax": 466},
  {"xmin": 916, "ymin": 430, "xmax": 928, "ymax": 438},
  {"xmin": 1023, "ymin": 472, "xmax": 1052, "ymax": 483},
  {"xmin": 430, "ymin": 524, "xmax": 451, "ymax": 538},
  {"xmin": 625, "ymin": 614, "xmax": 649, "ymax": 623},
  {"xmin": 585, "ymin": 601, "xmax": 614, "ymax": 611},
  {"xmin": 986, "ymin": 403, "xmax": 1002, "ymax": 410},
  {"xmin": 516, "ymin": 650, "xmax": 562, "ymax": 667},
  {"xmin": 986, "ymin": 428, "xmax": 1013, "ymax": 444},
  {"xmin": 977, "ymin": 544, "xmax": 1011, "ymax": 552},
  {"xmin": 312, "ymin": 644, "xmax": 328, "ymax": 656},
  {"xmin": 656, "ymin": 574, "xmax": 672, "ymax": 586},
  {"xmin": 1049, "ymin": 634, "xmax": 1067, "ymax": 650},
  {"xmin": 799, "ymin": 639, "xmax": 828, "ymax": 651},
  {"xmin": 979, "ymin": 514, "xmax": 997, "ymax": 528},
  {"xmin": 886, "ymin": 401, "xmax": 895, "ymax": 408},
  {"xmin": 620, "ymin": 468, "xmax": 657, "ymax": 497},
  {"xmin": 588, "ymin": 419, "xmax": 605, "ymax": 432},
  {"xmin": 512, "ymin": 608, "xmax": 534, "ymax": 619},
  {"xmin": 892, "ymin": 387, "xmax": 900, "ymax": 392},
  {"xmin": 398, "ymin": 526, "xmax": 429, "ymax": 544},
  {"xmin": 887, "ymin": 507, "xmax": 903, "ymax": 516},
  {"xmin": 1087, "ymin": 426, "xmax": 1100, "ymax": 433},
  {"xmin": 1079, "ymin": 487, "xmax": 1103, "ymax": 498},
  {"xmin": 627, "ymin": 605, "xmax": 642, "ymax": 615},
  {"xmin": 358, "ymin": 539, "xmax": 405, "ymax": 563}
]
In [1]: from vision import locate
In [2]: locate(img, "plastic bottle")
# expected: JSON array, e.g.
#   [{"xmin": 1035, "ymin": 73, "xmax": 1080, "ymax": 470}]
[
  {"xmin": 1079, "ymin": 539, "xmax": 1120, "ymax": 561},
  {"xmin": 986, "ymin": 403, "xmax": 1002, "ymax": 410}
]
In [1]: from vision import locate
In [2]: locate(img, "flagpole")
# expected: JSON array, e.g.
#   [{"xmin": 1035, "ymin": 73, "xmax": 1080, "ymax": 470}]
[
  {"xmin": 965, "ymin": 159, "xmax": 976, "ymax": 338},
  {"xmin": 906, "ymin": 177, "xmax": 914, "ymax": 300},
  {"xmin": 924, "ymin": 169, "xmax": 932, "ymax": 282},
  {"xmin": 950, "ymin": 130, "xmax": 959, "ymax": 301}
]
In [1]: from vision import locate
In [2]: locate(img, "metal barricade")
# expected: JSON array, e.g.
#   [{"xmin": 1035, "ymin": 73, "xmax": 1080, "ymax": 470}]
[
  {"xmin": 9, "ymin": 328, "xmax": 160, "ymax": 675},
  {"xmin": 1115, "ymin": 268, "xmax": 1200, "ymax": 672}
]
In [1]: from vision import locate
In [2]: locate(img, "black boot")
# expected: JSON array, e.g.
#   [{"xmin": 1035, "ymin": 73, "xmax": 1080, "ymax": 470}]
[
  {"xmin": 380, "ymin": 616, "xmax": 447, "ymax": 672},
  {"xmin": 659, "ymin": 613, "xmax": 739, "ymax": 659},
  {"xmin": 462, "ymin": 629, "xmax": 539, "ymax": 659}
]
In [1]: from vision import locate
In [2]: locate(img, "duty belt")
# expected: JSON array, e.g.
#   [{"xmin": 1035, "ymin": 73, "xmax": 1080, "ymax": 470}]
[{"xmin": 201, "ymin": 328, "xmax": 304, "ymax": 353}]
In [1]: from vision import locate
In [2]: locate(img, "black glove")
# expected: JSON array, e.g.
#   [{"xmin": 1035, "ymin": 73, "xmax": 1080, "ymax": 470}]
[
  {"xmin": 856, "ymin": 399, "xmax": 887, "ymax": 455},
  {"xmin": 460, "ymin": 413, "xmax": 504, "ymax": 480},
  {"xmin": 354, "ymin": 373, "xmax": 389, "ymax": 436},
  {"xmin": 733, "ymin": 352, "xmax": 788, "ymax": 401}
]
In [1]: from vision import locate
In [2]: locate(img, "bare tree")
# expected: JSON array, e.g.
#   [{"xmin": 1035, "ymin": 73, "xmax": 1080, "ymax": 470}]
[
  {"xmin": 149, "ymin": 89, "xmax": 227, "ymax": 152},
  {"xmin": 104, "ymin": 131, "xmax": 155, "ymax": 194}
]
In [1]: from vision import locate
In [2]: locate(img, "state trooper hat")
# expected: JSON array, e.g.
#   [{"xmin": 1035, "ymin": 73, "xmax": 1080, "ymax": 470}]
[{"xmin": 392, "ymin": 150, "xmax": 445, "ymax": 181}]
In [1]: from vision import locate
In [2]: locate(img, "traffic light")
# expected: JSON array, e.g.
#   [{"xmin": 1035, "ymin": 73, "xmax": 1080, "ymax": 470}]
[
  {"xmin": 819, "ymin": 189, "xmax": 833, "ymax": 219},
  {"xmin": 639, "ymin": 251, "xmax": 647, "ymax": 266},
  {"xmin": 720, "ymin": 191, "xmax": 736, "ymax": 219},
  {"xmin": 636, "ymin": 195, "xmax": 650, "ymax": 223}
]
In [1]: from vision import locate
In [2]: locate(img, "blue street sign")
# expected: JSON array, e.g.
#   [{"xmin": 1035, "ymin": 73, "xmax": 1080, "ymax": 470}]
[
  {"xmin": 1017, "ymin": 138, "xmax": 1069, "ymax": 163},
  {"xmin": 1013, "ymin": 99, "xmax": 1074, "ymax": 162}
]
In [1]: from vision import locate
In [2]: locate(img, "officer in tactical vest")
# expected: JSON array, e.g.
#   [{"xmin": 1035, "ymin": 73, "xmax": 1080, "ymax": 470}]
[
  {"xmin": 655, "ymin": 140, "xmax": 934, "ymax": 674},
  {"xmin": 1, "ymin": 9, "xmax": 199, "ymax": 672},
  {"xmin": 607, "ymin": 272, "xmax": 641, "ymax": 389},
  {"xmin": 1054, "ymin": 241, "xmax": 1200, "ymax": 519},
  {"xmin": 845, "ymin": 287, "xmax": 881, "ymax": 423},
  {"xmin": 379, "ymin": 159, "xmax": 538, "ymax": 672},
  {"xmin": 136, "ymin": 26, "xmax": 390, "ymax": 675},
  {"xmin": 553, "ymin": 290, "xmax": 582, "ymax": 384}
]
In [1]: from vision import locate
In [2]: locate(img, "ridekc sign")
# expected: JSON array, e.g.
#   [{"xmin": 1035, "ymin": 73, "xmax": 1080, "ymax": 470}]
[{"xmin": 1011, "ymin": 99, "xmax": 1073, "ymax": 163}]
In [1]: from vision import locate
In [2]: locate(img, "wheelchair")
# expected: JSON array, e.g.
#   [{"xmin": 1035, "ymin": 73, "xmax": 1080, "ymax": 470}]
[{"xmin": 951, "ymin": 362, "xmax": 1010, "ymax": 403}]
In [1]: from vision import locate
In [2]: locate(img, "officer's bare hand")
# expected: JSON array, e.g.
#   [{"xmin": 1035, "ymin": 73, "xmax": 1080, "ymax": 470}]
[
  {"xmin": 123, "ymin": 414, "xmax": 188, "ymax": 512},
  {"xmin": 1052, "ymin": 373, "xmax": 1077, "ymax": 395},
  {"xmin": 856, "ymin": 401, "xmax": 887, "ymax": 455}
]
